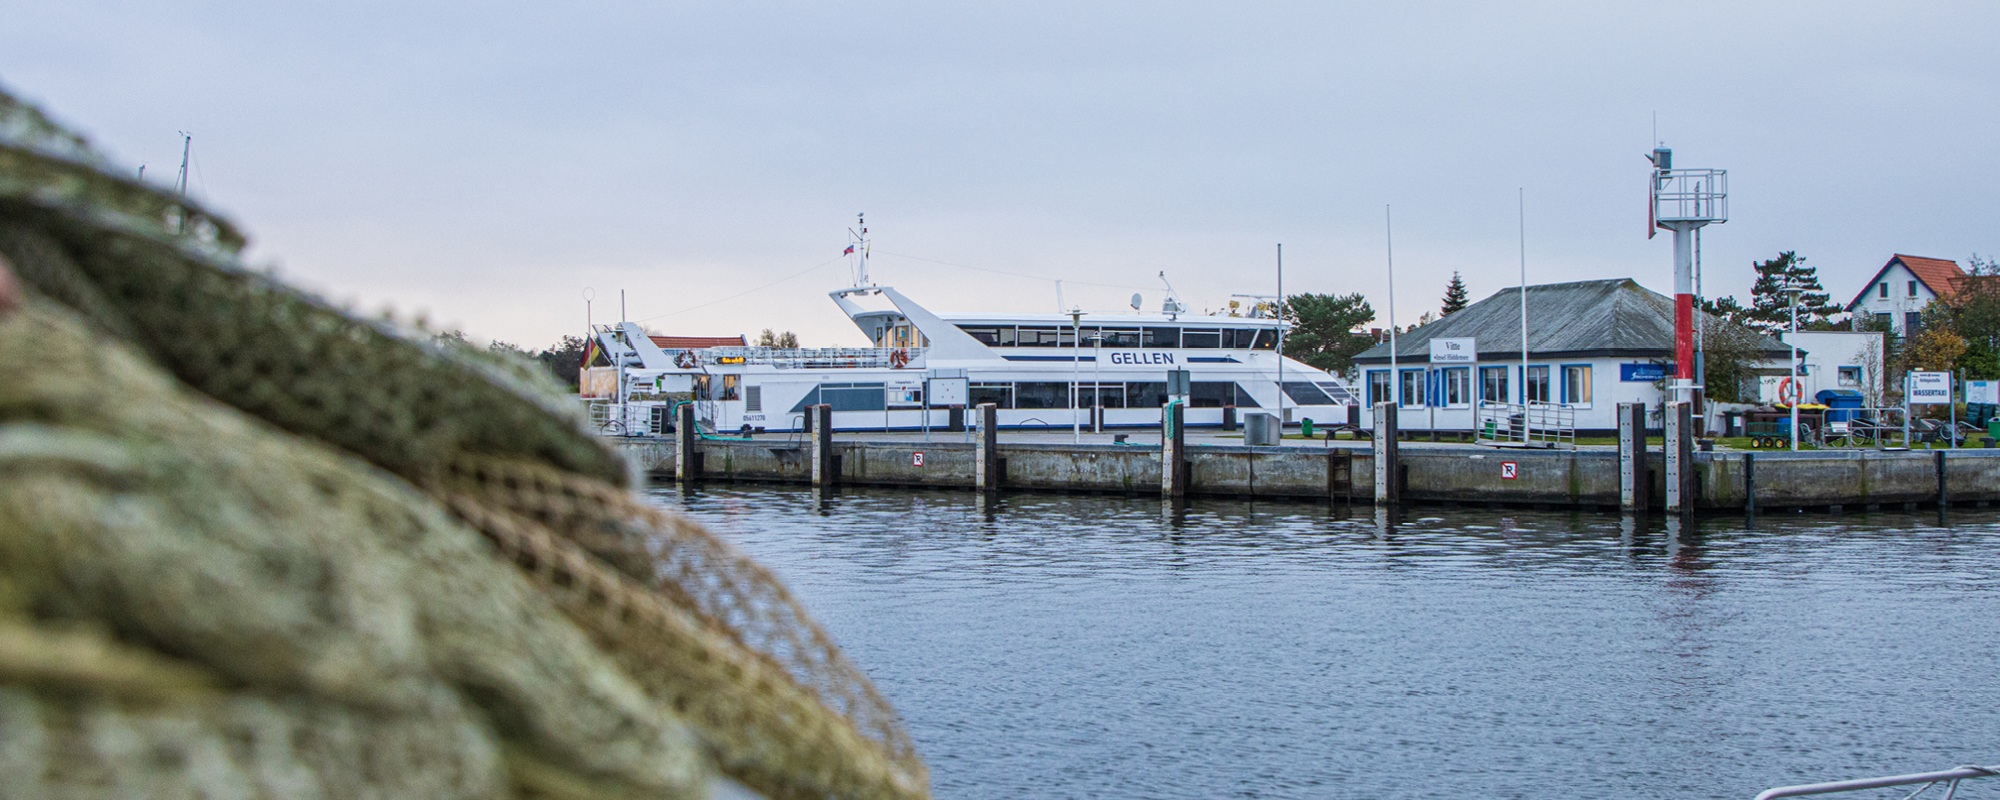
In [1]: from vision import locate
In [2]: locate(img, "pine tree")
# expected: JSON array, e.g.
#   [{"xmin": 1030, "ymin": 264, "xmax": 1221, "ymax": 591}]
[
  {"xmin": 1440, "ymin": 271, "xmax": 1470, "ymax": 316},
  {"xmin": 1744, "ymin": 252, "xmax": 1839, "ymax": 335}
]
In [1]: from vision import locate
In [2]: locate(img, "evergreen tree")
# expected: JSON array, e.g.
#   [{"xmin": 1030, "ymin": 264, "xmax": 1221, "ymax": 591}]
[
  {"xmin": 1440, "ymin": 272, "xmax": 1470, "ymax": 316},
  {"xmin": 1744, "ymin": 252, "xmax": 1839, "ymax": 335},
  {"xmin": 1282, "ymin": 292, "xmax": 1375, "ymax": 377}
]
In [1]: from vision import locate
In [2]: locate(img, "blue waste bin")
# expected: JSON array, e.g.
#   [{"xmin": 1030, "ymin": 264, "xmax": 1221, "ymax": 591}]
[{"xmin": 1816, "ymin": 389, "xmax": 1865, "ymax": 423}]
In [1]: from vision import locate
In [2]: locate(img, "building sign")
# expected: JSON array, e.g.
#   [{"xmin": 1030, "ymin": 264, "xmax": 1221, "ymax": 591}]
[
  {"xmin": 1969, "ymin": 380, "xmax": 2000, "ymax": 406},
  {"xmin": 1429, "ymin": 338, "xmax": 1476, "ymax": 364},
  {"xmin": 1620, "ymin": 363, "xmax": 1668, "ymax": 382},
  {"xmin": 912, "ymin": 452, "xmax": 925, "ymax": 467},
  {"xmin": 1908, "ymin": 371, "xmax": 1952, "ymax": 405},
  {"xmin": 1501, "ymin": 462, "xmax": 1518, "ymax": 480}
]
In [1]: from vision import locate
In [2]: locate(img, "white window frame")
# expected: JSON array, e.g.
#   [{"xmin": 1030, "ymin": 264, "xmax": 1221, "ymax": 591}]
[
  {"xmin": 1560, "ymin": 364, "xmax": 1593, "ymax": 408},
  {"xmin": 1442, "ymin": 367, "xmax": 1472, "ymax": 408}
]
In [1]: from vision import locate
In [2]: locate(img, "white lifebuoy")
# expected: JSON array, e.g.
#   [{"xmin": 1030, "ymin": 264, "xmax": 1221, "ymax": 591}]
[
  {"xmin": 675, "ymin": 351, "xmax": 697, "ymax": 369},
  {"xmin": 890, "ymin": 348, "xmax": 910, "ymax": 369},
  {"xmin": 1777, "ymin": 376, "xmax": 1803, "ymax": 405}
]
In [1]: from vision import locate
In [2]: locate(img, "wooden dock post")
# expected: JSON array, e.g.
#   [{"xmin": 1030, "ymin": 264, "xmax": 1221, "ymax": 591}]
[
  {"xmin": 809, "ymin": 404, "xmax": 834, "ymax": 487},
  {"xmin": 674, "ymin": 402, "xmax": 700, "ymax": 481},
  {"xmin": 974, "ymin": 403, "xmax": 999, "ymax": 493},
  {"xmin": 1665, "ymin": 400, "xmax": 1693, "ymax": 514},
  {"xmin": 1373, "ymin": 402, "xmax": 1398, "ymax": 505},
  {"xmin": 1160, "ymin": 401, "xmax": 1187, "ymax": 498},
  {"xmin": 1936, "ymin": 450, "xmax": 1948, "ymax": 509},
  {"xmin": 1743, "ymin": 451, "xmax": 1757, "ymax": 518},
  {"xmin": 1618, "ymin": 402, "xmax": 1648, "ymax": 513}
]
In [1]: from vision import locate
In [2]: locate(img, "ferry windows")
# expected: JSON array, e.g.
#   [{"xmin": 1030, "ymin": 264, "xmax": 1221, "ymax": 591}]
[
  {"xmin": 720, "ymin": 374, "xmax": 740, "ymax": 401},
  {"xmin": 1561, "ymin": 365, "xmax": 1592, "ymax": 406},
  {"xmin": 1282, "ymin": 382, "xmax": 1336, "ymax": 406},
  {"xmin": 1191, "ymin": 381, "xmax": 1233, "ymax": 407},
  {"xmin": 1399, "ymin": 370, "xmax": 1425, "ymax": 407},
  {"xmin": 1525, "ymin": 366, "xmax": 1551, "ymax": 403},
  {"xmin": 1315, "ymin": 383, "xmax": 1357, "ymax": 406},
  {"xmin": 1250, "ymin": 329, "xmax": 1278, "ymax": 350},
  {"xmin": 1016, "ymin": 326, "xmax": 1063, "ymax": 347},
  {"xmin": 1442, "ymin": 368, "xmax": 1471, "ymax": 407},
  {"xmin": 1181, "ymin": 329, "xmax": 1222, "ymax": 349},
  {"xmin": 1367, "ymin": 370, "xmax": 1392, "ymax": 406},
  {"xmin": 1480, "ymin": 366, "xmax": 1509, "ymax": 404},
  {"xmin": 958, "ymin": 325, "xmax": 1010, "ymax": 346},
  {"xmin": 1143, "ymin": 327, "xmax": 1181, "ymax": 348},
  {"xmin": 1223, "ymin": 329, "xmax": 1262, "ymax": 349},
  {"xmin": 1014, "ymin": 382, "xmax": 1071, "ymax": 409},
  {"xmin": 1127, "ymin": 382, "xmax": 1171, "ymax": 408},
  {"xmin": 968, "ymin": 383, "xmax": 1013, "ymax": 409},
  {"xmin": 1080, "ymin": 383, "xmax": 1126, "ymax": 408},
  {"xmin": 1100, "ymin": 328, "xmax": 1141, "ymax": 347},
  {"xmin": 820, "ymin": 382, "xmax": 887, "ymax": 411}
]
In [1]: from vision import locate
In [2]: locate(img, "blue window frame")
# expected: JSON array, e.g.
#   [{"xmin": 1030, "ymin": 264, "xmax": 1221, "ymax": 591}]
[
  {"xmin": 1560, "ymin": 364, "xmax": 1593, "ymax": 406},
  {"xmin": 1479, "ymin": 366, "xmax": 1509, "ymax": 404},
  {"xmin": 1366, "ymin": 370, "xmax": 1392, "ymax": 406},
  {"xmin": 1400, "ymin": 369, "xmax": 1427, "ymax": 407}
]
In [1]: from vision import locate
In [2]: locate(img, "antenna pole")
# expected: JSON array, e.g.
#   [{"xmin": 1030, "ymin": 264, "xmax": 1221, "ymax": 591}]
[
  {"xmin": 1276, "ymin": 243, "xmax": 1285, "ymax": 427},
  {"xmin": 175, "ymin": 132, "xmax": 191, "ymax": 196},
  {"xmin": 1520, "ymin": 189, "xmax": 1531, "ymax": 443},
  {"xmin": 1386, "ymin": 206, "xmax": 1397, "ymax": 413},
  {"xmin": 620, "ymin": 289, "xmax": 626, "ymax": 323}
]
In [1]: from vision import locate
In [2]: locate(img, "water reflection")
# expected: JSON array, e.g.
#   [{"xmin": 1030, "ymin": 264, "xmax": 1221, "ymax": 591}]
[{"xmin": 653, "ymin": 485, "xmax": 2000, "ymax": 800}]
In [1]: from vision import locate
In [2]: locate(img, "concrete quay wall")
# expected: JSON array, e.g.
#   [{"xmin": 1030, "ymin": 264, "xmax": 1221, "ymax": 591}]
[{"xmin": 620, "ymin": 438, "xmax": 2000, "ymax": 510}]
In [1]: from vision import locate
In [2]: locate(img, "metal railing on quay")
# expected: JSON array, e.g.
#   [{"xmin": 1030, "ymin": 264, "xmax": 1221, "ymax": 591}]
[
  {"xmin": 1754, "ymin": 764, "xmax": 1997, "ymax": 800},
  {"xmin": 1474, "ymin": 401, "xmax": 1577, "ymax": 449},
  {"xmin": 680, "ymin": 346, "xmax": 927, "ymax": 370}
]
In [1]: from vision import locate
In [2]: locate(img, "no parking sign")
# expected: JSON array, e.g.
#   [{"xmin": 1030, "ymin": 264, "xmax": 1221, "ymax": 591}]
[{"xmin": 1501, "ymin": 461, "xmax": 1518, "ymax": 480}]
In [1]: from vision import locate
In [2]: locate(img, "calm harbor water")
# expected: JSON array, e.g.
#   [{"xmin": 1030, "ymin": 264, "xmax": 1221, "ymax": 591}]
[{"xmin": 652, "ymin": 486, "xmax": 2000, "ymax": 800}]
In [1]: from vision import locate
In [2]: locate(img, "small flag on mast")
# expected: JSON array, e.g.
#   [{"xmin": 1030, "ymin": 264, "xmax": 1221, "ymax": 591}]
[{"xmin": 843, "ymin": 245, "xmax": 855, "ymax": 255}]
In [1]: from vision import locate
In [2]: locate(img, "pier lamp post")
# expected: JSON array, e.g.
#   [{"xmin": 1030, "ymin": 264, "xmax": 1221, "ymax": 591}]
[
  {"xmin": 1070, "ymin": 308, "xmax": 1084, "ymax": 444},
  {"xmin": 1784, "ymin": 277, "xmax": 1803, "ymax": 451},
  {"xmin": 1092, "ymin": 331, "xmax": 1104, "ymax": 434}
]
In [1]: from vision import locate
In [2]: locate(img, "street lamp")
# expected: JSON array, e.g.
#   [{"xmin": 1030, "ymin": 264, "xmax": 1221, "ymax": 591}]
[{"xmin": 1783, "ymin": 277, "xmax": 1804, "ymax": 451}]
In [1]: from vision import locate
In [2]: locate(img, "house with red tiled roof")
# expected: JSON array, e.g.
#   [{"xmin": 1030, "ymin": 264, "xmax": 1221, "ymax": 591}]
[{"xmin": 1843, "ymin": 254, "xmax": 1965, "ymax": 335}]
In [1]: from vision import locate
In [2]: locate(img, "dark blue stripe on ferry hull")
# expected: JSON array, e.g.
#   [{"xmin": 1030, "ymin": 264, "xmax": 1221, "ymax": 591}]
[
  {"xmin": 1185, "ymin": 356, "xmax": 1241, "ymax": 363},
  {"xmin": 1001, "ymin": 355, "xmax": 1097, "ymax": 362}
]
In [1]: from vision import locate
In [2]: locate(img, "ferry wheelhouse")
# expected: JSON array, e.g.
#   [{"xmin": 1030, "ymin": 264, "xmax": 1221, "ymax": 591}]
[{"xmin": 582, "ymin": 220, "xmax": 1358, "ymax": 435}]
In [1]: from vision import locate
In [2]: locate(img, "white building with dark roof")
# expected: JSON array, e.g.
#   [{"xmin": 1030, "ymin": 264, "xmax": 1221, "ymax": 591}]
[{"xmin": 1352, "ymin": 278, "xmax": 1790, "ymax": 436}]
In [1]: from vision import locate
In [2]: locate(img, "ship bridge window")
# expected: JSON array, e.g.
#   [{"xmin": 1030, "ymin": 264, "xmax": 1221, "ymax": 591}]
[
  {"xmin": 1251, "ymin": 329, "xmax": 1278, "ymax": 350},
  {"xmin": 957, "ymin": 325, "xmax": 1017, "ymax": 346},
  {"xmin": 1181, "ymin": 329, "xmax": 1222, "ymax": 349},
  {"xmin": 1142, "ymin": 327, "xmax": 1180, "ymax": 348}
]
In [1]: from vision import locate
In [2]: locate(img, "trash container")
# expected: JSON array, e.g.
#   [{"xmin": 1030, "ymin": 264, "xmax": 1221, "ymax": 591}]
[
  {"xmin": 1301, "ymin": 418, "xmax": 1315, "ymax": 439},
  {"xmin": 1816, "ymin": 389, "xmax": 1865, "ymax": 424}
]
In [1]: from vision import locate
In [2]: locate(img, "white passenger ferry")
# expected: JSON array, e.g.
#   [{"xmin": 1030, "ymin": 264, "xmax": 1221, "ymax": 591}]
[{"xmin": 582, "ymin": 226, "xmax": 1359, "ymax": 435}]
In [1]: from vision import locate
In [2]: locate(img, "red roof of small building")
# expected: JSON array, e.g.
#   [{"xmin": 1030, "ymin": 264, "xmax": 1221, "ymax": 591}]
[
  {"xmin": 649, "ymin": 335, "xmax": 746, "ymax": 349},
  {"xmin": 1844, "ymin": 254, "xmax": 1966, "ymax": 310}
]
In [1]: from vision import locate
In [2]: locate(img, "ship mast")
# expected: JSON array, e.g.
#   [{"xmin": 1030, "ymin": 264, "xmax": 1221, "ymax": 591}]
[{"xmin": 848, "ymin": 213, "xmax": 871, "ymax": 288}]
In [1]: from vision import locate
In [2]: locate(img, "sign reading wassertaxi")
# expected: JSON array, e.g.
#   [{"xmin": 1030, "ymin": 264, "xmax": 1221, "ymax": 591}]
[
  {"xmin": 1429, "ymin": 338, "xmax": 1476, "ymax": 364},
  {"xmin": 1908, "ymin": 371, "xmax": 1952, "ymax": 405}
]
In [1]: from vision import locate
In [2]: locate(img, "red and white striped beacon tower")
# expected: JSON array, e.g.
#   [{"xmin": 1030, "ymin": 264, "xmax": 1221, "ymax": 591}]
[{"xmin": 1647, "ymin": 146, "xmax": 1727, "ymax": 402}]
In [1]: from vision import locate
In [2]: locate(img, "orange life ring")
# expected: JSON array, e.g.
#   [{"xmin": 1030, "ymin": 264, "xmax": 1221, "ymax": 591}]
[
  {"xmin": 1777, "ymin": 376, "xmax": 1802, "ymax": 405},
  {"xmin": 675, "ymin": 351, "xmax": 697, "ymax": 369},
  {"xmin": 890, "ymin": 348, "xmax": 910, "ymax": 369}
]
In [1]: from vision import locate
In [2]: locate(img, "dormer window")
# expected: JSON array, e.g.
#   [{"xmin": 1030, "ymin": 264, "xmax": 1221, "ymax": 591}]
[
  {"xmin": 1908, "ymin": 280, "xmax": 1918, "ymax": 297},
  {"xmin": 1879, "ymin": 283, "xmax": 1888, "ymax": 299}
]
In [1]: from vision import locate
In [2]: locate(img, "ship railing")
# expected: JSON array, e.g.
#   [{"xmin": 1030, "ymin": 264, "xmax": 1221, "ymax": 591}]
[
  {"xmin": 1753, "ymin": 764, "xmax": 1997, "ymax": 799},
  {"xmin": 1653, "ymin": 167, "xmax": 1729, "ymax": 224},
  {"xmin": 1474, "ymin": 401, "xmax": 1576, "ymax": 449},
  {"xmin": 671, "ymin": 346, "xmax": 927, "ymax": 369}
]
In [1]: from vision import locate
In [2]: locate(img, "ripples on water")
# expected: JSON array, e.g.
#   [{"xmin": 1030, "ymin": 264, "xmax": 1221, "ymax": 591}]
[{"xmin": 651, "ymin": 486, "xmax": 2000, "ymax": 800}]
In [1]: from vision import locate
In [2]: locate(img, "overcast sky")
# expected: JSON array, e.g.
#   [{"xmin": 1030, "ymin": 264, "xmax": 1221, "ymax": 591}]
[{"xmin": 4, "ymin": 1, "xmax": 1994, "ymax": 348}]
